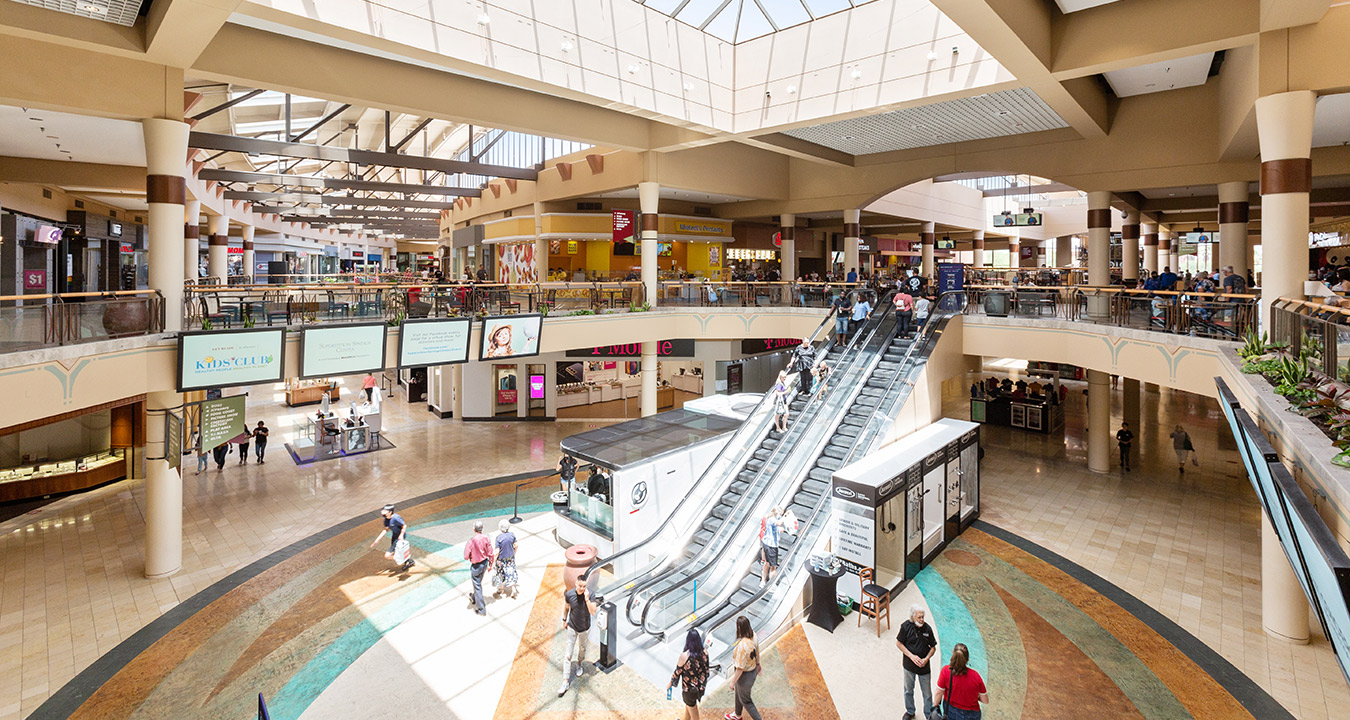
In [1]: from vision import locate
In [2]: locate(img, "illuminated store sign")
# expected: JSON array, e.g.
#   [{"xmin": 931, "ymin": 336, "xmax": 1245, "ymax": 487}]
[
  {"xmin": 727, "ymin": 248, "xmax": 777, "ymax": 261},
  {"xmin": 566, "ymin": 339, "xmax": 695, "ymax": 358},
  {"xmin": 178, "ymin": 328, "xmax": 286, "ymax": 392},
  {"xmin": 300, "ymin": 323, "xmax": 387, "ymax": 378}
]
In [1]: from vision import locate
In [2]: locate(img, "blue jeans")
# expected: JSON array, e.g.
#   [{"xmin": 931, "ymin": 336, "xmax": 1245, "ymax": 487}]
[
  {"xmin": 470, "ymin": 560, "xmax": 488, "ymax": 613},
  {"xmin": 834, "ymin": 317, "xmax": 849, "ymax": 335},
  {"xmin": 945, "ymin": 707, "xmax": 981, "ymax": 720},
  {"xmin": 904, "ymin": 669, "xmax": 933, "ymax": 717},
  {"xmin": 196, "ymin": 454, "xmax": 208, "ymax": 473}
]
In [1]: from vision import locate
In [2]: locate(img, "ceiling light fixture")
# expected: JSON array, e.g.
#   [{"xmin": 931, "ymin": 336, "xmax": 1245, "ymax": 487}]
[
  {"xmin": 850, "ymin": 69, "xmax": 863, "ymax": 80},
  {"xmin": 561, "ymin": 39, "xmax": 574, "ymax": 52},
  {"xmin": 476, "ymin": 13, "xmax": 490, "ymax": 25},
  {"xmin": 926, "ymin": 51, "xmax": 937, "ymax": 61},
  {"xmin": 682, "ymin": 82, "xmax": 695, "ymax": 92},
  {"xmin": 786, "ymin": 85, "xmax": 797, "ymax": 95},
  {"xmin": 80, "ymin": 3, "xmax": 107, "ymax": 14},
  {"xmin": 627, "ymin": 64, "xmax": 640, "ymax": 74}
]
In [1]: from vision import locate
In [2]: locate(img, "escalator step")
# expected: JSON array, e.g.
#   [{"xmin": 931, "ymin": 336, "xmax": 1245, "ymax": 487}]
[
  {"xmin": 808, "ymin": 468, "xmax": 834, "ymax": 483},
  {"xmin": 822, "ymin": 446, "xmax": 848, "ymax": 460},
  {"xmin": 802, "ymin": 478, "xmax": 827, "ymax": 493},
  {"xmin": 788, "ymin": 501, "xmax": 812, "ymax": 517},
  {"xmin": 693, "ymin": 529, "xmax": 713, "ymax": 546},
  {"xmin": 836, "ymin": 425, "xmax": 860, "ymax": 437},
  {"xmin": 818, "ymin": 457, "xmax": 842, "ymax": 470}
]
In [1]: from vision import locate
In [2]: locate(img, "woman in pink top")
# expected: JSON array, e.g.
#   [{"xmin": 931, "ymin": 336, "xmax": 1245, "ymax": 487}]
[{"xmin": 362, "ymin": 372, "xmax": 377, "ymax": 402}]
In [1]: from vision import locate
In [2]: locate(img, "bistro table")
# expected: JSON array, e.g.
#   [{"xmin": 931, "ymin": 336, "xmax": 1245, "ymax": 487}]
[{"xmin": 806, "ymin": 563, "xmax": 846, "ymax": 632}]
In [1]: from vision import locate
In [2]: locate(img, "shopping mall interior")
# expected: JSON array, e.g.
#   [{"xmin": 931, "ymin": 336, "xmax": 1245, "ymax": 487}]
[{"xmin": 3, "ymin": 1, "xmax": 1350, "ymax": 719}]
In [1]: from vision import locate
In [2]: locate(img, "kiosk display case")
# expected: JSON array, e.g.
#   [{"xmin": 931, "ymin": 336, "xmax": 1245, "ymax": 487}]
[{"xmin": 831, "ymin": 419, "xmax": 980, "ymax": 603}]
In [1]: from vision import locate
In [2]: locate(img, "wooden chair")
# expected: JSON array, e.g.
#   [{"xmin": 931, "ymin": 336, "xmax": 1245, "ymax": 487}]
[{"xmin": 857, "ymin": 566, "xmax": 891, "ymax": 637}]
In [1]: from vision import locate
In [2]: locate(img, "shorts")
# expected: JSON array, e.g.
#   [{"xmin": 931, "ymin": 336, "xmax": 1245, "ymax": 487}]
[
  {"xmin": 682, "ymin": 686, "xmax": 703, "ymax": 707},
  {"xmin": 834, "ymin": 317, "xmax": 849, "ymax": 334},
  {"xmin": 761, "ymin": 543, "xmax": 779, "ymax": 568}
]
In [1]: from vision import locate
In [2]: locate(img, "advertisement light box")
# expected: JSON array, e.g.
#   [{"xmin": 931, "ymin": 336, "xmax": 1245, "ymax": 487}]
[
  {"xmin": 479, "ymin": 314, "xmax": 543, "ymax": 361},
  {"xmin": 178, "ymin": 328, "xmax": 286, "ymax": 392},
  {"xmin": 398, "ymin": 318, "xmax": 472, "ymax": 367},
  {"xmin": 300, "ymin": 323, "xmax": 388, "ymax": 379}
]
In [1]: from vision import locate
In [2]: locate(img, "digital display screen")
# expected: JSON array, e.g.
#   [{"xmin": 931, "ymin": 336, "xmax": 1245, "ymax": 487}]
[
  {"xmin": 178, "ymin": 328, "xmax": 286, "ymax": 392},
  {"xmin": 300, "ymin": 323, "xmax": 387, "ymax": 379},
  {"xmin": 529, "ymin": 374, "xmax": 545, "ymax": 399},
  {"xmin": 398, "ymin": 318, "xmax": 471, "ymax": 367},
  {"xmin": 479, "ymin": 314, "xmax": 543, "ymax": 361},
  {"xmin": 937, "ymin": 239, "xmax": 955, "ymax": 250},
  {"xmin": 1184, "ymin": 232, "xmax": 1214, "ymax": 243}
]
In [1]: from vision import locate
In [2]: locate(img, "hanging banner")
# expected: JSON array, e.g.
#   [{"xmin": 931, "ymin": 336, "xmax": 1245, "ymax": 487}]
[
  {"xmin": 200, "ymin": 395, "xmax": 246, "ymax": 451},
  {"xmin": 612, "ymin": 209, "xmax": 636, "ymax": 243},
  {"xmin": 164, "ymin": 410, "xmax": 183, "ymax": 470}
]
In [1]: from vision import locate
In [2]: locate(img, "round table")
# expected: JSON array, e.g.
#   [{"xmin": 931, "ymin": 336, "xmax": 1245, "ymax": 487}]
[{"xmin": 806, "ymin": 563, "xmax": 846, "ymax": 632}]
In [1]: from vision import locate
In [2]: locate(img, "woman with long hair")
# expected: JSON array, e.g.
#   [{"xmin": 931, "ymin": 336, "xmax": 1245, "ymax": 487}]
[
  {"xmin": 484, "ymin": 324, "xmax": 514, "ymax": 358},
  {"xmin": 1169, "ymin": 424, "xmax": 1198, "ymax": 472},
  {"xmin": 725, "ymin": 616, "xmax": 762, "ymax": 720},
  {"xmin": 934, "ymin": 643, "xmax": 988, "ymax": 720},
  {"xmin": 668, "ymin": 629, "xmax": 710, "ymax": 720}
]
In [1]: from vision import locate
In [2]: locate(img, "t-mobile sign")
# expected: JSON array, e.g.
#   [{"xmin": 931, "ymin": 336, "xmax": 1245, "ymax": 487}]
[{"xmin": 529, "ymin": 374, "xmax": 545, "ymax": 399}]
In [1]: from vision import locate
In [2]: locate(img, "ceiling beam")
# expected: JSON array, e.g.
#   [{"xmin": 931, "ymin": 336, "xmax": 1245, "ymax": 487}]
[
  {"xmin": 198, "ymin": 168, "xmax": 481, "ymax": 197},
  {"xmin": 290, "ymin": 103, "xmax": 351, "ymax": 143},
  {"xmin": 223, "ymin": 190, "xmax": 454, "ymax": 209},
  {"xmin": 188, "ymin": 131, "xmax": 539, "ymax": 179},
  {"xmin": 391, "ymin": 117, "xmax": 433, "ymax": 153},
  {"xmin": 190, "ymin": 89, "xmax": 264, "ymax": 121}
]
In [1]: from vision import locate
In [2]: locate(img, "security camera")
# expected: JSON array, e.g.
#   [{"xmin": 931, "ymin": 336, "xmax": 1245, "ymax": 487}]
[{"xmin": 1121, "ymin": 210, "xmax": 1129, "ymax": 219}]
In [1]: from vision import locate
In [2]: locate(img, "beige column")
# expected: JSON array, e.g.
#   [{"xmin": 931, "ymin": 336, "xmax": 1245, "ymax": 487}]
[
  {"xmin": 780, "ymin": 213, "xmax": 796, "ymax": 281},
  {"xmin": 1159, "ymin": 231, "xmax": 1173, "ymax": 275},
  {"xmin": 1009, "ymin": 235, "xmax": 1021, "ymax": 270},
  {"xmin": 640, "ymin": 340, "xmax": 657, "ymax": 417},
  {"xmin": 1217, "ymin": 181, "xmax": 1250, "ymax": 278},
  {"xmin": 144, "ymin": 389, "xmax": 183, "ymax": 578},
  {"xmin": 533, "ymin": 200, "xmax": 547, "ymax": 283},
  {"xmin": 638, "ymin": 181, "xmax": 659, "ymax": 306},
  {"xmin": 844, "ymin": 209, "xmax": 861, "ymax": 278},
  {"xmin": 1087, "ymin": 192, "xmax": 1112, "ymax": 319},
  {"xmin": 1123, "ymin": 378, "xmax": 1140, "ymax": 464},
  {"xmin": 1166, "ymin": 229, "xmax": 1179, "ymax": 271},
  {"xmin": 1056, "ymin": 235, "xmax": 1073, "ymax": 269},
  {"xmin": 142, "ymin": 118, "xmax": 189, "ymax": 332},
  {"xmin": 184, "ymin": 199, "xmax": 200, "ymax": 282},
  {"xmin": 1262, "ymin": 513, "xmax": 1310, "ymax": 642},
  {"xmin": 1256, "ymin": 91, "xmax": 1316, "ymax": 328},
  {"xmin": 972, "ymin": 230, "xmax": 985, "ymax": 268},
  {"xmin": 1038, "ymin": 241, "xmax": 1049, "ymax": 268},
  {"xmin": 1122, "ymin": 210, "xmax": 1140, "ymax": 284},
  {"xmin": 241, "ymin": 224, "xmax": 255, "ymax": 283},
  {"xmin": 207, "ymin": 213, "xmax": 229, "ymax": 283},
  {"xmin": 1142, "ymin": 224, "xmax": 1158, "ymax": 275},
  {"xmin": 1087, "ymin": 369, "xmax": 1111, "ymax": 473},
  {"xmin": 919, "ymin": 221, "xmax": 935, "ymax": 278}
]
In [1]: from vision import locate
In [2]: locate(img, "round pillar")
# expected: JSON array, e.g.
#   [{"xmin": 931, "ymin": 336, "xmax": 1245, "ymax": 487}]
[
  {"xmin": 241, "ymin": 225, "xmax": 255, "ymax": 283},
  {"xmin": 1255, "ymin": 91, "xmax": 1315, "ymax": 329},
  {"xmin": 920, "ymin": 221, "xmax": 935, "ymax": 278},
  {"xmin": 533, "ymin": 200, "xmax": 547, "ymax": 283},
  {"xmin": 1055, "ymin": 235, "xmax": 1073, "ymax": 270},
  {"xmin": 1086, "ymin": 192, "xmax": 1112, "ymax": 319},
  {"xmin": 843, "ymin": 209, "xmax": 861, "ymax": 279},
  {"xmin": 638, "ymin": 181, "xmax": 659, "ymax": 306},
  {"xmin": 972, "ymin": 230, "xmax": 985, "ymax": 268},
  {"xmin": 640, "ymin": 341, "xmax": 657, "ymax": 417},
  {"xmin": 144, "ymin": 389, "xmax": 184, "ymax": 578},
  {"xmin": 780, "ymin": 213, "xmax": 796, "ymax": 281},
  {"xmin": 207, "ymin": 213, "xmax": 229, "ymax": 283},
  {"xmin": 1141, "ymin": 223, "xmax": 1158, "ymax": 275},
  {"xmin": 1122, "ymin": 210, "xmax": 1140, "ymax": 284},
  {"xmin": 1086, "ymin": 369, "xmax": 1111, "ymax": 473},
  {"xmin": 1159, "ymin": 231, "xmax": 1173, "ymax": 279},
  {"xmin": 142, "ymin": 118, "xmax": 189, "ymax": 332},
  {"xmin": 1123, "ymin": 378, "xmax": 1140, "ymax": 464},
  {"xmin": 1009, "ymin": 235, "xmax": 1020, "ymax": 270},
  {"xmin": 184, "ymin": 199, "xmax": 200, "ymax": 282},
  {"xmin": 1262, "ymin": 513, "xmax": 1310, "ymax": 642}
]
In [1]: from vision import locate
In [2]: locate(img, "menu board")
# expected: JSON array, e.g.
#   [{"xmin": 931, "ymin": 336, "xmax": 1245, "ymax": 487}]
[
  {"xmin": 300, "ymin": 323, "xmax": 387, "ymax": 379},
  {"xmin": 479, "ymin": 314, "xmax": 543, "ymax": 361},
  {"xmin": 178, "ymin": 328, "xmax": 286, "ymax": 392},
  {"xmin": 398, "ymin": 318, "xmax": 471, "ymax": 367}
]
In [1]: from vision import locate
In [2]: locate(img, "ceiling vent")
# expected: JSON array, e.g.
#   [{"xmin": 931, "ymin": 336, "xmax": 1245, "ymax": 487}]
[
  {"xmin": 577, "ymin": 201, "xmax": 602, "ymax": 211},
  {"xmin": 74, "ymin": 199, "xmax": 84, "ymax": 208},
  {"xmin": 42, "ymin": 189, "xmax": 52, "ymax": 199},
  {"xmin": 694, "ymin": 206, "xmax": 714, "ymax": 216}
]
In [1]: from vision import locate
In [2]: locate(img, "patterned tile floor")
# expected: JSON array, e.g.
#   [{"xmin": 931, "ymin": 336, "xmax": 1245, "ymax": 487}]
[{"xmin": 3, "ymin": 371, "xmax": 1347, "ymax": 719}]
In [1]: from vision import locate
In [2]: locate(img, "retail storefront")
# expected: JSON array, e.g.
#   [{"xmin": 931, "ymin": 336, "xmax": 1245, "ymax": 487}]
[{"xmin": 0, "ymin": 397, "xmax": 141, "ymax": 502}]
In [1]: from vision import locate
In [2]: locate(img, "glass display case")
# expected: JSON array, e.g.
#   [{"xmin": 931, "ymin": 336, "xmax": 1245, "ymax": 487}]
[
  {"xmin": 0, "ymin": 449, "xmax": 127, "ymax": 502},
  {"xmin": 565, "ymin": 487, "xmax": 614, "ymax": 539},
  {"xmin": 0, "ymin": 449, "xmax": 124, "ymax": 484}
]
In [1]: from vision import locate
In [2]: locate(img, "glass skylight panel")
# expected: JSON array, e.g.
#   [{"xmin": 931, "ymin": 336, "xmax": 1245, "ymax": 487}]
[{"xmin": 637, "ymin": 0, "xmax": 876, "ymax": 43}]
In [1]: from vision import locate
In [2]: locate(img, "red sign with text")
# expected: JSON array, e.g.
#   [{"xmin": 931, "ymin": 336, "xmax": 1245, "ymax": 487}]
[
  {"xmin": 497, "ymin": 389, "xmax": 518, "ymax": 405},
  {"xmin": 23, "ymin": 269, "xmax": 46, "ymax": 290},
  {"xmin": 612, "ymin": 209, "xmax": 635, "ymax": 243}
]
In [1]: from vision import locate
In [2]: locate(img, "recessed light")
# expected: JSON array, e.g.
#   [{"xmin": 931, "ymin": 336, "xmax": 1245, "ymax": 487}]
[
  {"xmin": 786, "ymin": 85, "xmax": 797, "ymax": 94},
  {"xmin": 926, "ymin": 51, "xmax": 937, "ymax": 61},
  {"xmin": 476, "ymin": 12, "xmax": 490, "ymax": 25},
  {"xmin": 627, "ymin": 64, "xmax": 640, "ymax": 74},
  {"xmin": 842, "ymin": 135, "xmax": 855, "ymax": 141},
  {"xmin": 560, "ymin": 39, "xmax": 574, "ymax": 52},
  {"xmin": 850, "ymin": 69, "xmax": 863, "ymax": 80},
  {"xmin": 80, "ymin": 3, "xmax": 107, "ymax": 14}
]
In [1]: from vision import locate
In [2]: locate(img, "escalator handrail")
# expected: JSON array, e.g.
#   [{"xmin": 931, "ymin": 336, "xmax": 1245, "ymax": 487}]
[
  {"xmin": 633, "ymin": 294, "xmax": 900, "ymax": 634},
  {"xmin": 696, "ymin": 292, "xmax": 966, "ymax": 654},
  {"xmin": 585, "ymin": 298, "xmax": 842, "ymax": 597},
  {"xmin": 624, "ymin": 294, "xmax": 897, "ymax": 627}
]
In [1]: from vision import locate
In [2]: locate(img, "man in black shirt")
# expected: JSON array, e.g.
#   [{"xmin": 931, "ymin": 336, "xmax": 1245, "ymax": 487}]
[
  {"xmin": 1116, "ymin": 421, "xmax": 1135, "ymax": 472},
  {"xmin": 558, "ymin": 576, "xmax": 597, "ymax": 697},
  {"xmin": 896, "ymin": 604, "xmax": 937, "ymax": 720}
]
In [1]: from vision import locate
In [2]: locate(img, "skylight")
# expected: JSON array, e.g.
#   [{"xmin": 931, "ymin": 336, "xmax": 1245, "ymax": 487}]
[{"xmin": 637, "ymin": 0, "xmax": 880, "ymax": 44}]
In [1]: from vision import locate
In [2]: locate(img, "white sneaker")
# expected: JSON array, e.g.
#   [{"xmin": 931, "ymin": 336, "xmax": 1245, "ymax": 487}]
[
  {"xmin": 557, "ymin": 682, "xmax": 569, "ymax": 697},
  {"xmin": 575, "ymin": 665, "xmax": 584, "ymax": 677}
]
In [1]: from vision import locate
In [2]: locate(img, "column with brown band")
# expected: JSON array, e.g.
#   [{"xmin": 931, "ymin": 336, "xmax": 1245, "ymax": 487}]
[
  {"xmin": 1218, "ymin": 181, "xmax": 1251, "ymax": 282},
  {"xmin": 184, "ymin": 199, "xmax": 200, "ymax": 282},
  {"xmin": 843, "ymin": 209, "xmax": 861, "ymax": 277},
  {"xmin": 919, "ymin": 221, "xmax": 935, "ymax": 278},
  {"xmin": 1009, "ymin": 234, "xmax": 1021, "ymax": 270},
  {"xmin": 780, "ymin": 213, "xmax": 796, "ymax": 281},
  {"xmin": 207, "ymin": 213, "xmax": 229, "ymax": 283},
  {"xmin": 1141, "ymin": 224, "xmax": 1158, "ymax": 275},
  {"xmin": 1159, "ymin": 230, "xmax": 1173, "ymax": 274},
  {"xmin": 1086, "ymin": 191, "xmax": 1113, "ymax": 321},
  {"xmin": 972, "ymin": 230, "xmax": 985, "ymax": 268},
  {"xmin": 1056, "ymin": 235, "xmax": 1074, "ymax": 269},
  {"xmin": 638, "ymin": 181, "xmax": 659, "ymax": 417},
  {"xmin": 1121, "ymin": 210, "xmax": 1140, "ymax": 283},
  {"xmin": 241, "ymin": 225, "xmax": 255, "ymax": 283}
]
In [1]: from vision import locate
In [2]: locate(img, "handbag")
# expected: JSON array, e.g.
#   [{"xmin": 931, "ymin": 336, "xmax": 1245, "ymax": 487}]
[{"xmin": 393, "ymin": 538, "xmax": 411, "ymax": 564}]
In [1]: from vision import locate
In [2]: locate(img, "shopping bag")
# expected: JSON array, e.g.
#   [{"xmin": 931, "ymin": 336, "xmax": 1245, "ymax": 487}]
[{"xmin": 393, "ymin": 538, "xmax": 411, "ymax": 564}]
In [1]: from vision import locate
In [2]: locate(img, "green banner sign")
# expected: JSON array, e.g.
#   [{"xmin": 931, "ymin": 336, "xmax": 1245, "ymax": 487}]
[
  {"xmin": 200, "ymin": 395, "xmax": 246, "ymax": 451},
  {"xmin": 165, "ymin": 410, "xmax": 182, "ymax": 470}
]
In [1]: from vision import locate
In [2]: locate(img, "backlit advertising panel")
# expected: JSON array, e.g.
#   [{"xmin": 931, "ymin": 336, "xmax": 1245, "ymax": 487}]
[
  {"xmin": 178, "ymin": 328, "xmax": 286, "ymax": 392},
  {"xmin": 300, "ymin": 323, "xmax": 388, "ymax": 379},
  {"xmin": 398, "ymin": 318, "xmax": 471, "ymax": 367},
  {"xmin": 479, "ymin": 314, "xmax": 542, "ymax": 361}
]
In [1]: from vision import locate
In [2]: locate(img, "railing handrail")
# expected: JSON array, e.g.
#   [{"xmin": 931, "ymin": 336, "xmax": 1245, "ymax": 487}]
[{"xmin": 0, "ymin": 289, "xmax": 160, "ymax": 303}]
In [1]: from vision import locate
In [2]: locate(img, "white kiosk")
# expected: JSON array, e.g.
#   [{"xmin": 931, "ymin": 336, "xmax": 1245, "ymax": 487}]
[{"xmin": 831, "ymin": 419, "xmax": 981, "ymax": 603}]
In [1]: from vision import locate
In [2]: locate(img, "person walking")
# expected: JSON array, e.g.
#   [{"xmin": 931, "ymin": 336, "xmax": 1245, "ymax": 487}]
[
  {"xmin": 759, "ymin": 506, "xmax": 785, "ymax": 587},
  {"xmin": 558, "ymin": 453, "xmax": 578, "ymax": 493},
  {"xmin": 772, "ymin": 371, "xmax": 790, "ymax": 433},
  {"xmin": 831, "ymin": 291, "xmax": 852, "ymax": 345},
  {"xmin": 252, "ymin": 421, "xmax": 269, "ymax": 464},
  {"xmin": 237, "ymin": 431, "xmax": 250, "ymax": 465},
  {"xmin": 491, "ymin": 519, "xmax": 519, "ymax": 600},
  {"xmin": 791, "ymin": 339, "xmax": 816, "ymax": 397},
  {"xmin": 1169, "ymin": 424, "xmax": 1198, "ymax": 472},
  {"xmin": 464, "ymin": 520, "xmax": 493, "ymax": 616},
  {"xmin": 369, "ymin": 504, "xmax": 414, "ymax": 571},
  {"xmin": 558, "ymin": 575, "xmax": 597, "ymax": 697},
  {"xmin": 192, "ymin": 431, "xmax": 208, "ymax": 476},
  {"xmin": 897, "ymin": 604, "xmax": 938, "ymax": 720},
  {"xmin": 726, "ymin": 616, "xmax": 763, "ymax": 720},
  {"xmin": 1116, "ymin": 421, "xmax": 1135, "ymax": 472},
  {"xmin": 934, "ymin": 643, "xmax": 988, "ymax": 720},
  {"xmin": 668, "ymin": 629, "xmax": 710, "ymax": 720},
  {"xmin": 212, "ymin": 442, "xmax": 229, "ymax": 471},
  {"xmin": 894, "ymin": 288, "xmax": 915, "ymax": 339},
  {"xmin": 362, "ymin": 372, "xmax": 377, "ymax": 402}
]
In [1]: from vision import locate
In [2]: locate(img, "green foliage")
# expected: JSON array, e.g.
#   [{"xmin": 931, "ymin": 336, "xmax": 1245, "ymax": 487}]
[
  {"xmin": 201, "ymin": 317, "xmax": 213, "ymax": 331},
  {"xmin": 569, "ymin": 309, "xmax": 596, "ymax": 316},
  {"xmin": 242, "ymin": 313, "xmax": 256, "ymax": 329},
  {"xmin": 1238, "ymin": 329, "xmax": 1269, "ymax": 360},
  {"xmin": 387, "ymin": 310, "xmax": 406, "ymax": 327}
]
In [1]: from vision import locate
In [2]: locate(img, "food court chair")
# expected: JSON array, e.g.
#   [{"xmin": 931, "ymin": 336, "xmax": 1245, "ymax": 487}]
[{"xmin": 858, "ymin": 566, "xmax": 891, "ymax": 637}]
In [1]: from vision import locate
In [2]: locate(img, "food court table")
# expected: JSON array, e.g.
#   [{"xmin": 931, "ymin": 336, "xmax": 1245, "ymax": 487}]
[{"xmin": 806, "ymin": 564, "xmax": 846, "ymax": 632}]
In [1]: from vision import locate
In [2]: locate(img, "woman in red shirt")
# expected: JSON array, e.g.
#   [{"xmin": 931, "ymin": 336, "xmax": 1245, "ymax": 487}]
[{"xmin": 934, "ymin": 643, "xmax": 988, "ymax": 720}]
